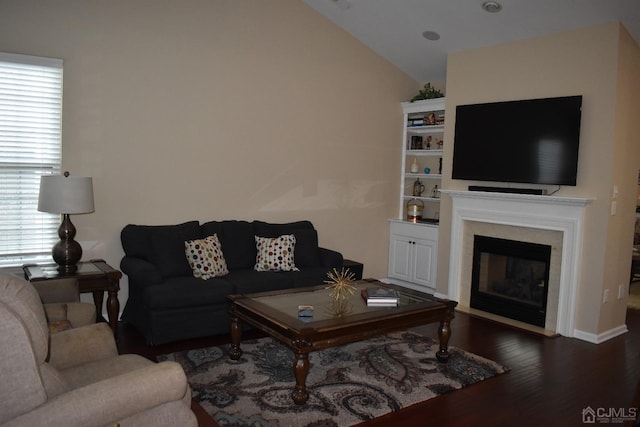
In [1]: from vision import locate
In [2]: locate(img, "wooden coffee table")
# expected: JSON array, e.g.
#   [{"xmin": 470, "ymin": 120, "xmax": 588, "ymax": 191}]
[{"xmin": 227, "ymin": 279, "xmax": 457, "ymax": 405}]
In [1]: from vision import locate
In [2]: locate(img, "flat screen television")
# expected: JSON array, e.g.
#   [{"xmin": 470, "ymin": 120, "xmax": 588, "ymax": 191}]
[{"xmin": 452, "ymin": 95, "xmax": 583, "ymax": 186}]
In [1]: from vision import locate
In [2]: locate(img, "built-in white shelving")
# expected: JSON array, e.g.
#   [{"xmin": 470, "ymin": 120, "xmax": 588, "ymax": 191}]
[{"xmin": 387, "ymin": 97, "xmax": 446, "ymax": 294}]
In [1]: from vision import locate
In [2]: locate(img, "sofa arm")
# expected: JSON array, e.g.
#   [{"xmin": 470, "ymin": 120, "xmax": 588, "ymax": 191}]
[
  {"xmin": 4, "ymin": 361, "xmax": 195, "ymax": 427},
  {"xmin": 318, "ymin": 247, "xmax": 343, "ymax": 269},
  {"xmin": 120, "ymin": 256, "xmax": 163, "ymax": 286},
  {"xmin": 33, "ymin": 278, "xmax": 79, "ymax": 303},
  {"xmin": 48, "ymin": 323, "xmax": 118, "ymax": 370}
]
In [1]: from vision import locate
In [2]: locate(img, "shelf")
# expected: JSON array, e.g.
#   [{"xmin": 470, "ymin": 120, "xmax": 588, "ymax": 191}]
[
  {"xmin": 406, "ymin": 124, "xmax": 444, "ymax": 134},
  {"xmin": 407, "ymin": 149, "xmax": 443, "ymax": 156},
  {"xmin": 405, "ymin": 173, "xmax": 442, "ymax": 179},
  {"xmin": 398, "ymin": 97, "xmax": 445, "ymax": 222},
  {"xmin": 403, "ymin": 195, "xmax": 441, "ymax": 202},
  {"xmin": 393, "ymin": 97, "xmax": 444, "ymax": 290},
  {"xmin": 389, "ymin": 218, "xmax": 440, "ymax": 228},
  {"xmin": 401, "ymin": 97, "xmax": 446, "ymax": 114}
]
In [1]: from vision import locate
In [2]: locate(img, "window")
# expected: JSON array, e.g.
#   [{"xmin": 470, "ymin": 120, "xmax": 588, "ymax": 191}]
[{"xmin": 0, "ymin": 52, "xmax": 63, "ymax": 267}]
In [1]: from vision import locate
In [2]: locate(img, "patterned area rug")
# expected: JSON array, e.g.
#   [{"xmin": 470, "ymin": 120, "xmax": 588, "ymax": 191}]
[{"xmin": 158, "ymin": 331, "xmax": 508, "ymax": 427}]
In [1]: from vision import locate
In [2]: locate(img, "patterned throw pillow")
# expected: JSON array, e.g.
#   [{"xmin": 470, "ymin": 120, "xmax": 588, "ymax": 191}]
[
  {"xmin": 185, "ymin": 234, "xmax": 229, "ymax": 279},
  {"xmin": 254, "ymin": 234, "xmax": 299, "ymax": 272}
]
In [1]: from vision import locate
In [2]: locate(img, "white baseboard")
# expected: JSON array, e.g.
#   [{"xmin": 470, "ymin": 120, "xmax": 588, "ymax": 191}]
[
  {"xmin": 381, "ymin": 277, "xmax": 437, "ymax": 295},
  {"xmin": 573, "ymin": 324, "xmax": 628, "ymax": 344}
]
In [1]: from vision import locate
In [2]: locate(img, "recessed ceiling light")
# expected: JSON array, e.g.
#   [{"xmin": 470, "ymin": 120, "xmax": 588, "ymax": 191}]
[
  {"xmin": 482, "ymin": 1, "xmax": 502, "ymax": 13},
  {"xmin": 422, "ymin": 30, "xmax": 441, "ymax": 41},
  {"xmin": 331, "ymin": 0, "xmax": 351, "ymax": 11}
]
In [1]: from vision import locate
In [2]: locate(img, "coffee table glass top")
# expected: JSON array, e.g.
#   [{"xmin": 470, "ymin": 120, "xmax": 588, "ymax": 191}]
[{"xmin": 249, "ymin": 281, "xmax": 441, "ymax": 323}]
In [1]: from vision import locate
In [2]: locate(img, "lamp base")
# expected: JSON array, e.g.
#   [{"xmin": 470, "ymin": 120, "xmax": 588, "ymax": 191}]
[
  {"xmin": 52, "ymin": 214, "xmax": 83, "ymax": 274},
  {"xmin": 53, "ymin": 258, "xmax": 80, "ymax": 274}
]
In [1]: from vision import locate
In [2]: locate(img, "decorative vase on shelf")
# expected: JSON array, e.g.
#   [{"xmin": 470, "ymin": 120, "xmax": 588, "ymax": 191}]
[
  {"xmin": 410, "ymin": 158, "xmax": 419, "ymax": 173},
  {"xmin": 412, "ymin": 178, "xmax": 425, "ymax": 196},
  {"xmin": 406, "ymin": 198, "xmax": 424, "ymax": 222}
]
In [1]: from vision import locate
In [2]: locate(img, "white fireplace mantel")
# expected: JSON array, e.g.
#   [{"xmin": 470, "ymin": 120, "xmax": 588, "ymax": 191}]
[{"xmin": 441, "ymin": 189, "xmax": 592, "ymax": 337}]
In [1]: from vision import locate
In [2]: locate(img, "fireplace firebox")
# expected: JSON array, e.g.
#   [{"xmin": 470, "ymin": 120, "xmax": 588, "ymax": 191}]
[{"xmin": 470, "ymin": 235, "xmax": 551, "ymax": 327}]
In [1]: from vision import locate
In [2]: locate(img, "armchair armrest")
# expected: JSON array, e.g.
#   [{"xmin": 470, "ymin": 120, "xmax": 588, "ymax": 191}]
[
  {"xmin": 120, "ymin": 256, "xmax": 163, "ymax": 286},
  {"xmin": 5, "ymin": 361, "xmax": 195, "ymax": 427},
  {"xmin": 32, "ymin": 278, "xmax": 79, "ymax": 303},
  {"xmin": 48, "ymin": 323, "xmax": 118, "ymax": 370},
  {"xmin": 318, "ymin": 247, "xmax": 343, "ymax": 269}
]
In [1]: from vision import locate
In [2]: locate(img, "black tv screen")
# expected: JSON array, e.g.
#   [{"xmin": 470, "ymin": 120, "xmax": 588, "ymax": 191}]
[{"xmin": 452, "ymin": 96, "xmax": 582, "ymax": 186}]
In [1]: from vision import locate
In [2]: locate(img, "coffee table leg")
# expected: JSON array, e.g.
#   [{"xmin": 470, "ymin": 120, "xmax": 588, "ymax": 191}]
[
  {"xmin": 436, "ymin": 308, "xmax": 455, "ymax": 362},
  {"xmin": 292, "ymin": 351, "xmax": 310, "ymax": 405},
  {"xmin": 229, "ymin": 317, "xmax": 243, "ymax": 360}
]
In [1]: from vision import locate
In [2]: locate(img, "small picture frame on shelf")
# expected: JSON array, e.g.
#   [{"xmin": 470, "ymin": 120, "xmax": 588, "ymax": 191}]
[{"xmin": 410, "ymin": 135, "xmax": 423, "ymax": 150}]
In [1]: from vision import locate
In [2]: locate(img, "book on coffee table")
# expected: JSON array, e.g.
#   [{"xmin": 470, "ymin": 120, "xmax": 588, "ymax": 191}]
[{"xmin": 361, "ymin": 287, "xmax": 399, "ymax": 306}]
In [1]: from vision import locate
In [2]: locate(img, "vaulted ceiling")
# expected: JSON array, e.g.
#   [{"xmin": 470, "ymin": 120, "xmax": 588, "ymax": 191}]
[{"xmin": 304, "ymin": 0, "xmax": 640, "ymax": 82}]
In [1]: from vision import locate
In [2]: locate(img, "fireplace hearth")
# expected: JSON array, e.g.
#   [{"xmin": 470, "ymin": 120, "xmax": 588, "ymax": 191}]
[{"xmin": 470, "ymin": 235, "xmax": 551, "ymax": 327}]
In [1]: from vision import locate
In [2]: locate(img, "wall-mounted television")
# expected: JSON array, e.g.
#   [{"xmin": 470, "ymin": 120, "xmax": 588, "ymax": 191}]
[{"xmin": 452, "ymin": 95, "xmax": 583, "ymax": 186}]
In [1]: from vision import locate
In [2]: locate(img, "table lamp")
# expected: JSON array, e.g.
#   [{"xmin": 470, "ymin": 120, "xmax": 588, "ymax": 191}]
[{"xmin": 38, "ymin": 171, "xmax": 95, "ymax": 274}]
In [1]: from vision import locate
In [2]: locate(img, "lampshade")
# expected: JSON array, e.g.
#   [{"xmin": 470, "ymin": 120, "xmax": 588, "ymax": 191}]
[{"xmin": 38, "ymin": 173, "xmax": 95, "ymax": 214}]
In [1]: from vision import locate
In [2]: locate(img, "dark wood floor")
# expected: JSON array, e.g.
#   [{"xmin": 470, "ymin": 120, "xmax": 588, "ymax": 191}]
[{"xmin": 116, "ymin": 308, "xmax": 640, "ymax": 427}]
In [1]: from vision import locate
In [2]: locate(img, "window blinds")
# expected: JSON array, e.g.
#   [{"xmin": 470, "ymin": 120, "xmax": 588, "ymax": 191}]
[{"xmin": 0, "ymin": 52, "xmax": 63, "ymax": 267}]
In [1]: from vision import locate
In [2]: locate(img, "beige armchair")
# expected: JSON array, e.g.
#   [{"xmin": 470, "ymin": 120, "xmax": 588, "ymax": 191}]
[
  {"xmin": 0, "ymin": 273, "xmax": 197, "ymax": 427},
  {"xmin": 32, "ymin": 277, "xmax": 96, "ymax": 331}
]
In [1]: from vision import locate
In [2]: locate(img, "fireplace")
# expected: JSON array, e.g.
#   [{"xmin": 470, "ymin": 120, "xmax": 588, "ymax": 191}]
[
  {"xmin": 443, "ymin": 189, "xmax": 591, "ymax": 339},
  {"xmin": 470, "ymin": 235, "xmax": 551, "ymax": 327}
]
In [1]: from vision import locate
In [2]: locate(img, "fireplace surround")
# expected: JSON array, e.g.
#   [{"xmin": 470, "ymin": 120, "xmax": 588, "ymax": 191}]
[{"xmin": 442, "ymin": 190, "xmax": 591, "ymax": 338}]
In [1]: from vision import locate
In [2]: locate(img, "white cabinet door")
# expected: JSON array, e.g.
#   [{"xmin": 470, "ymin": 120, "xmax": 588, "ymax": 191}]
[
  {"xmin": 389, "ymin": 234, "xmax": 412, "ymax": 282},
  {"xmin": 388, "ymin": 221, "xmax": 438, "ymax": 291},
  {"xmin": 412, "ymin": 237, "xmax": 437, "ymax": 288}
]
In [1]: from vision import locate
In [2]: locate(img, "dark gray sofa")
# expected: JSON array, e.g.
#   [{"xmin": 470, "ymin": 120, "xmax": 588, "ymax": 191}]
[{"xmin": 120, "ymin": 220, "xmax": 343, "ymax": 345}]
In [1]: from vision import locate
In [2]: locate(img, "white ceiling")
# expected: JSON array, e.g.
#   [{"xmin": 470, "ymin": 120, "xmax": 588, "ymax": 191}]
[{"xmin": 303, "ymin": 0, "xmax": 640, "ymax": 83}]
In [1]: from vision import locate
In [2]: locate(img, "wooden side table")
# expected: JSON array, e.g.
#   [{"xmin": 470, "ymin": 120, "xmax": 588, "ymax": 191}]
[{"xmin": 23, "ymin": 259, "xmax": 122, "ymax": 335}]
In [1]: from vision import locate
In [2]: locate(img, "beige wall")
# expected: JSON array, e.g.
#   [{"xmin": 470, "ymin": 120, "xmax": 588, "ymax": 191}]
[
  {"xmin": 600, "ymin": 26, "xmax": 640, "ymax": 331},
  {"xmin": 0, "ymin": 0, "xmax": 418, "ymax": 309},
  {"xmin": 441, "ymin": 23, "xmax": 640, "ymax": 336}
]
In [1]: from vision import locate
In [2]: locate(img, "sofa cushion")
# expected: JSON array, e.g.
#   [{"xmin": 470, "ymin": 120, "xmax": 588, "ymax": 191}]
[
  {"xmin": 254, "ymin": 235, "xmax": 299, "ymax": 272},
  {"xmin": 280, "ymin": 267, "xmax": 333, "ymax": 288},
  {"xmin": 144, "ymin": 276, "xmax": 234, "ymax": 309},
  {"xmin": 224, "ymin": 270, "xmax": 295, "ymax": 295},
  {"xmin": 44, "ymin": 303, "xmax": 68, "ymax": 323},
  {"xmin": 49, "ymin": 320, "xmax": 73, "ymax": 334},
  {"xmin": 185, "ymin": 234, "xmax": 229, "ymax": 279},
  {"xmin": 253, "ymin": 221, "xmax": 321, "ymax": 267},
  {"xmin": 201, "ymin": 221, "xmax": 255, "ymax": 270},
  {"xmin": 44, "ymin": 303, "xmax": 74, "ymax": 334},
  {"xmin": 121, "ymin": 221, "xmax": 202, "ymax": 278}
]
